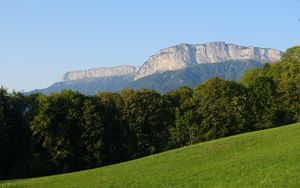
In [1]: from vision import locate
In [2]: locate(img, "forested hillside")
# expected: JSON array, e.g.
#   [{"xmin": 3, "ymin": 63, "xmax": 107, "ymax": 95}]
[{"xmin": 0, "ymin": 46, "xmax": 299, "ymax": 180}]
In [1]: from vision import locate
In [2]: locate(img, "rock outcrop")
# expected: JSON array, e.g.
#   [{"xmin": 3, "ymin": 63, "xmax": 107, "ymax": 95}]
[
  {"xmin": 63, "ymin": 65, "xmax": 137, "ymax": 82},
  {"xmin": 62, "ymin": 42, "xmax": 282, "ymax": 82},
  {"xmin": 134, "ymin": 42, "xmax": 282, "ymax": 80}
]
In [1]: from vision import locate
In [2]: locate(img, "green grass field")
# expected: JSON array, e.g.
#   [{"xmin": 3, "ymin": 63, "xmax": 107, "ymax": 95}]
[{"xmin": 1, "ymin": 123, "xmax": 300, "ymax": 188}]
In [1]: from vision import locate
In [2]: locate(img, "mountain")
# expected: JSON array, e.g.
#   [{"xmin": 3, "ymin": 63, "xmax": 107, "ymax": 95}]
[
  {"xmin": 31, "ymin": 42, "xmax": 282, "ymax": 94},
  {"xmin": 128, "ymin": 60, "xmax": 264, "ymax": 93},
  {"xmin": 32, "ymin": 60, "xmax": 266, "ymax": 95},
  {"xmin": 134, "ymin": 41, "xmax": 282, "ymax": 79},
  {"xmin": 31, "ymin": 75, "xmax": 135, "ymax": 95}
]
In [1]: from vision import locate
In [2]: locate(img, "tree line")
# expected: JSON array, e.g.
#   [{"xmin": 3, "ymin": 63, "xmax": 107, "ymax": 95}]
[{"xmin": 0, "ymin": 46, "xmax": 299, "ymax": 180}]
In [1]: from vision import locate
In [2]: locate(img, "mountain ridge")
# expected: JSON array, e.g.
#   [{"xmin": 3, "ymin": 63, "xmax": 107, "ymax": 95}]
[
  {"xmin": 62, "ymin": 42, "xmax": 282, "ymax": 82},
  {"xmin": 63, "ymin": 65, "xmax": 137, "ymax": 82},
  {"xmin": 31, "ymin": 42, "xmax": 283, "ymax": 95},
  {"xmin": 32, "ymin": 60, "xmax": 265, "ymax": 95},
  {"xmin": 134, "ymin": 41, "xmax": 282, "ymax": 79}
]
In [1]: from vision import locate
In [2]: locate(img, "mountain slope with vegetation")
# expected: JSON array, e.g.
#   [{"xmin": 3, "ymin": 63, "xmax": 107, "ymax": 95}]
[
  {"xmin": 1, "ymin": 123, "xmax": 300, "ymax": 188},
  {"xmin": 33, "ymin": 60, "xmax": 264, "ymax": 95},
  {"xmin": 128, "ymin": 60, "xmax": 264, "ymax": 93},
  {"xmin": 30, "ymin": 75, "xmax": 135, "ymax": 95}
]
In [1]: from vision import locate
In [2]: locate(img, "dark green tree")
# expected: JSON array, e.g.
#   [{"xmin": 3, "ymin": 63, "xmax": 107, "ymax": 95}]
[
  {"xmin": 165, "ymin": 86, "xmax": 202, "ymax": 147},
  {"xmin": 96, "ymin": 92, "xmax": 130, "ymax": 163},
  {"xmin": 193, "ymin": 77, "xmax": 249, "ymax": 141},
  {"xmin": 169, "ymin": 109, "xmax": 201, "ymax": 147},
  {"xmin": 80, "ymin": 97, "xmax": 104, "ymax": 168},
  {"xmin": 30, "ymin": 90, "xmax": 85, "ymax": 173},
  {"xmin": 121, "ymin": 89, "xmax": 172, "ymax": 157},
  {"xmin": 0, "ymin": 87, "xmax": 30, "ymax": 179},
  {"xmin": 248, "ymin": 77, "xmax": 278, "ymax": 129}
]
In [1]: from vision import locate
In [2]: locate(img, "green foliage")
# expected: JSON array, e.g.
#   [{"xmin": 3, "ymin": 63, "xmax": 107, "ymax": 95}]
[
  {"xmin": 95, "ymin": 92, "xmax": 130, "ymax": 164},
  {"xmin": 276, "ymin": 77, "xmax": 300, "ymax": 123},
  {"xmin": 164, "ymin": 86, "xmax": 193, "ymax": 108},
  {"xmin": 247, "ymin": 77, "xmax": 278, "ymax": 129},
  {"xmin": 165, "ymin": 86, "xmax": 198, "ymax": 147},
  {"xmin": 0, "ymin": 87, "xmax": 30, "ymax": 179},
  {"xmin": 120, "ymin": 89, "xmax": 172, "ymax": 157},
  {"xmin": 2, "ymin": 123, "xmax": 300, "ymax": 188},
  {"xmin": 30, "ymin": 90, "xmax": 85, "ymax": 173},
  {"xmin": 193, "ymin": 78, "xmax": 249, "ymax": 140},
  {"xmin": 80, "ymin": 97, "xmax": 104, "ymax": 168},
  {"xmin": 241, "ymin": 46, "xmax": 300, "ymax": 125},
  {"xmin": 169, "ymin": 109, "xmax": 201, "ymax": 147}
]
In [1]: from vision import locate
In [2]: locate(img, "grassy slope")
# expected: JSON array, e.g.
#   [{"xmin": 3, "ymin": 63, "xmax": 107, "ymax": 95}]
[{"xmin": 1, "ymin": 123, "xmax": 300, "ymax": 188}]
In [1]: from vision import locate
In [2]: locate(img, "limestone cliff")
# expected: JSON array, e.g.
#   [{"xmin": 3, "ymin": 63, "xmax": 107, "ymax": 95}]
[
  {"xmin": 63, "ymin": 65, "xmax": 137, "ymax": 82},
  {"xmin": 134, "ymin": 42, "xmax": 282, "ymax": 80},
  {"xmin": 62, "ymin": 42, "xmax": 282, "ymax": 82}
]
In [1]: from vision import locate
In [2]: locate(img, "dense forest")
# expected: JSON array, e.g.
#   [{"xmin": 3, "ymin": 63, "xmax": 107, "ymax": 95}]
[{"xmin": 0, "ymin": 46, "xmax": 299, "ymax": 180}]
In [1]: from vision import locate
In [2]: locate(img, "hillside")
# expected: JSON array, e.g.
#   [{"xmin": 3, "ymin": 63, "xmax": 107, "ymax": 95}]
[
  {"xmin": 31, "ymin": 60, "xmax": 264, "ymax": 95},
  {"xmin": 30, "ymin": 75, "xmax": 135, "ymax": 95},
  {"xmin": 128, "ymin": 60, "xmax": 263, "ymax": 93},
  {"xmin": 1, "ymin": 123, "xmax": 300, "ymax": 188}
]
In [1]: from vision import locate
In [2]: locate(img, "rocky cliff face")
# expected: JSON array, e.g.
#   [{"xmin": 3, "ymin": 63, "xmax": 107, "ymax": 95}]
[
  {"xmin": 134, "ymin": 42, "xmax": 282, "ymax": 79},
  {"xmin": 63, "ymin": 65, "xmax": 137, "ymax": 82},
  {"xmin": 62, "ymin": 42, "xmax": 282, "ymax": 82}
]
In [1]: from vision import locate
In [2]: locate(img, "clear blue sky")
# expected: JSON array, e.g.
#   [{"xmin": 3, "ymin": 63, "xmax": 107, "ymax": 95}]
[{"xmin": 0, "ymin": 0, "xmax": 299, "ymax": 91}]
